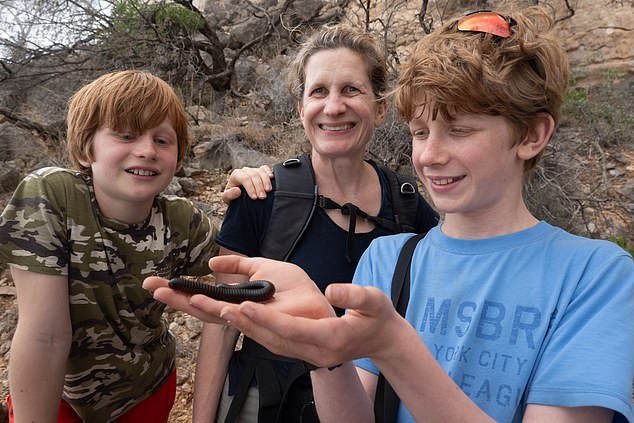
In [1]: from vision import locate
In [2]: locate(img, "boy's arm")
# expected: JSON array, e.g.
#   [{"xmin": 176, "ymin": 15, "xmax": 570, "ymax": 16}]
[
  {"xmin": 311, "ymin": 288, "xmax": 613, "ymax": 423},
  {"xmin": 523, "ymin": 404, "xmax": 613, "ymax": 422},
  {"xmin": 8, "ymin": 266, "xmax": 72, "ymax": 421},
  {"xmin": 192, "ymin": 247, "xmax": 247, "ymax": 422},
  {"xmin": 310, "ymin": 364, "xmax": 375, "ymax": 423}
]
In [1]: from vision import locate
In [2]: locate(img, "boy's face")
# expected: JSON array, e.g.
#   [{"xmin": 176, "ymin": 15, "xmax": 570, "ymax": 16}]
[
  {"xmin": 80, "ymin": 118, "xmax": 179, "ymax": 223},
  {"xmin": 409, "ymin": 106, "xmax": 526, "ymax": 220}
]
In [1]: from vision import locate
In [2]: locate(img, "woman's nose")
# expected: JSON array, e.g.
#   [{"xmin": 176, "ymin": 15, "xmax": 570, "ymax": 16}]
[{"xmin": 323, "ymin": 94, "xmax": 346, "ymax": 115}]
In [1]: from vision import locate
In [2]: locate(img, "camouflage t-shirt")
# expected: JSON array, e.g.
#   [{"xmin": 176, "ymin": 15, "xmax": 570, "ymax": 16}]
[{"xmin": 0, "ymin": 167, "xmax": 219, "ymax": 422}]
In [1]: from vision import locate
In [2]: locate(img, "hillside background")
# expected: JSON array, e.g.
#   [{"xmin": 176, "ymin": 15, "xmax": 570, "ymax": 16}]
[{"xmin": 0, "ymin": 0, "xmax": 632, "ymax": 421}]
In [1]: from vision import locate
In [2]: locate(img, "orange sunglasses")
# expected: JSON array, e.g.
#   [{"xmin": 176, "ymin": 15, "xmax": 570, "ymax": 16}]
[{"xmin": 456, "ymin": 10, "xmax": 517, "ymax": 38}]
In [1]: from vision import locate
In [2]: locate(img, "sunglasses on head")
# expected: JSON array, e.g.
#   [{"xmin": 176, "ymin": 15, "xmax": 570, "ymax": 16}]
[{"xmin": 456, "ymin": 10, "xmax": 517, "ymax": 38}]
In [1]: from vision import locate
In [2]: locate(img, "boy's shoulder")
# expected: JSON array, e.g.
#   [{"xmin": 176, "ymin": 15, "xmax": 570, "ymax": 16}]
[
  {"xmin": 154, "ymin": 193, "xmax": 200, "ymax": 216},
  {"xmin": 152, "ymin": 194, "xmax": 215, "ymax": 230},
  {"xmin": 20, "ymin": 166, "xmax": 85, "ymax": 191},
  {"xmin": 544, "ymin": 223, "xmax": 631, "ymax": 259},
  {"xmin": 25, "ymin": 165, "xmax": 80, "ymax": 179},
  {"xmin": 367, "ymin": 231, "xmax": 422, "ymax": 255},
  {"xmin": 8, "ymin": 166, "xmax": 87, "ymax": 204}
]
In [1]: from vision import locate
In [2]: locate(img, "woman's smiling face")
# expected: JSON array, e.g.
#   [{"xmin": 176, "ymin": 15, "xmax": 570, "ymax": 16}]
[{"xmin": 299, "ymin": 48, "xmax": 386, "ymax": 160}]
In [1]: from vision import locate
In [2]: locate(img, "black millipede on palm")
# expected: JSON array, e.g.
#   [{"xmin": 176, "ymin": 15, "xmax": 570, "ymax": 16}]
[{"xmin": 168, "ymin": 278, "xmax": 275, "ymax": 303}]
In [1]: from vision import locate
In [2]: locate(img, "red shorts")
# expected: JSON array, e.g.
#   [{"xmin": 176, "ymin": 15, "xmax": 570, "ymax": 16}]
[{"xmin": 7, "ymin": 370, "xmax": 176, "ymax": 423}]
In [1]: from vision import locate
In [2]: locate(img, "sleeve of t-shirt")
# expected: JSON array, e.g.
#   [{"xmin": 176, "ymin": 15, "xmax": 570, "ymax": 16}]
[
  {"xmin": 525, "ymin": 245, "xmax": 634, "ymax": 421},
  {"xmin": 215, "ymin": 185, "xmax": 274, "ymax": 257},
  {"xmin": 0, "ymin": 169, "xmax": 70, "ymax": 275}
]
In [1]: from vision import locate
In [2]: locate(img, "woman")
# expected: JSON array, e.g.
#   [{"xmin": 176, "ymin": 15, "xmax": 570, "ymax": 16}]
[{"xmin": 194, "ymin": 25, "xmax": 439, "ymax": 423}]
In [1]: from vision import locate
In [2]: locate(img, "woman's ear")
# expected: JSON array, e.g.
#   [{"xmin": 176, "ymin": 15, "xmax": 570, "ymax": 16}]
[
  {"xmin": 374, "ymin": 99, "xmax": 388, "ymax": 127},
  {"xmin": 517, "ymin": 113, "xmax": 555, "ymax": 161},
  {"xmin": 297, "ymin": 100, "xmax": 304, "ymax": 119}
]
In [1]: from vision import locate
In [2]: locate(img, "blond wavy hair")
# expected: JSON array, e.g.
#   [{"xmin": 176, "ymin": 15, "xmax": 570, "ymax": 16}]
[{"xmin": 286, "ymin": 25, "xmax": 388, "ymax": 103}]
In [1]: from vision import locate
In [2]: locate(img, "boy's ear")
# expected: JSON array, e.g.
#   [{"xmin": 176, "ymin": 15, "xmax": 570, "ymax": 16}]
[
  {"xmin": 517, "ymin": 113, "xmax": 555, "ymax": 161},
  {"xmin": 78, "ymin": 158, "xmax": 92, "ymax": 168}
]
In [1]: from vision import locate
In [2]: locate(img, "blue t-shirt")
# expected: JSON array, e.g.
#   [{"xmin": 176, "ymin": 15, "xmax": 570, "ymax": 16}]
[{"xmin": 354, "ymin": 222, "xmax": 634, "ymax": 422}]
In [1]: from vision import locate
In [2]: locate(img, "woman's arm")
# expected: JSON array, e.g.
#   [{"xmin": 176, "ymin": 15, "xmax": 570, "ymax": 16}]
[
  {"xmin": 192, "ymin": 247, "xmax": 246, "ymax": 422},
  {"xmin": 9, "ymin": 266, "xmax": 72, "ymax": 422},
  {"xmin": 221, "ymin": 165, "xmax": 273, "ymax": 203}
]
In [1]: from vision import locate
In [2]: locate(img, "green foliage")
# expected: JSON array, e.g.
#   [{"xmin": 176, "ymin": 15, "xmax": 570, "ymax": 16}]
[
  {"xmin": 603, "ymin": 68, "xmax": 626, "ymax": 88},
  {"xmin": 107, "ymin": 0, "xmax": 153, "ymax": 41},
  {"xmin": 108, "ymin": 0, "xmax": 203, "ymax": 39},
  {"xmin": 610, "ymin": 235, "xmax": 634, "ymax": 257},
  {"xmin": 112, "ymin": 0, "xmax": 139, "ymax": 19},
  {"xmin": 563, "ymin": 69, "xmax": 633, "ymax": 147},
  {"xmin": 154, "ymin": 3, "xmax": 205, "ymax": 32},
  {"xmin": 565, "ymin": 82, "xmax": 589, "ymax": 104}
]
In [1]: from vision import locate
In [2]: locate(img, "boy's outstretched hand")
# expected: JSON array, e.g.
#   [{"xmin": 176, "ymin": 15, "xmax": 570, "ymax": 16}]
[
  {"xmin": 142, "ymin": 255, "xmax": 335, "ymax": 328},
  {"xmin": 146, "ymin": 255, "xmax": 406, "ymax": 369}
]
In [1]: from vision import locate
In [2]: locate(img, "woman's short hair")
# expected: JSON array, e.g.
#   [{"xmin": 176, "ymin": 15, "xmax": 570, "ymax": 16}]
[{"xmin": 287, "ymin": 25, "xmax": 388, "ymax": 102}]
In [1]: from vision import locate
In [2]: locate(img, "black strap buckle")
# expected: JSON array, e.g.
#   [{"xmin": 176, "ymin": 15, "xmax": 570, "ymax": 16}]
[
  {"xmin": 282, "ymin": 158, "xmax": 301, "ymax": 167},
  {"xmin": 400, "ymin": 182, "xmax": 416, "ymax": 195}
]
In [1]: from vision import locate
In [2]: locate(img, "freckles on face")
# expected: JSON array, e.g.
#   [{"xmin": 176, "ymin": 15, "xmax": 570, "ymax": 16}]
[{"xmin": 409, "ymin": 109, "xmax": 525, "ymax": 215}]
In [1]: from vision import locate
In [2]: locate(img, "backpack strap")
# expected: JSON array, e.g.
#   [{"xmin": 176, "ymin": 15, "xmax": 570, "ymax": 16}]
[
  {"xmin": 260, "ymin": 153, "xmax": 317, "ymax": 261},
  {"xmin": 260, "ymin": 156, "xmax": 420, "ymax": 262},
  {"xmin": 376, "ymin": 163, "xmax": 419, "ymax": 234},
  {"xmin": 374, "ymin": 231, "xmax": 426, "ymax": 423}
]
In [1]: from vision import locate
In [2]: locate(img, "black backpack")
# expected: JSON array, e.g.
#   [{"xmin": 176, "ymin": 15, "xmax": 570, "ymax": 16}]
[{"xmin": 260, "ymin": 153, "xmax": 420, "ymax": 262}]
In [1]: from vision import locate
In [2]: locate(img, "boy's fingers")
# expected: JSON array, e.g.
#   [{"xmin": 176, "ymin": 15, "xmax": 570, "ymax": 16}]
[
  {"xmin": 326, "ymin": 284, "xmax": 388, "ymax": 316},
  {"xmin": 257, "ymin": 165, "xmax": 274, "ymax": 191},
  {"xmin": 230, "ymin": 167, "xmax": 271, "ymax": 199},
  {"xmin": 189, "ymin": 295, "xmax": 238, "ymax": 318},
  {"xmin": 224, "ymin": 303, "xmax": 331, "ymax": 362},
  {"xmin": 224, "ymin": 169, "xmax": 256, "ymax": 200},
  {"xmin": 259, "ymin": 164, "xmax": 274, "ymax": 179},
  {"xmin": 209, "ymin": 255, "xmax": 268, "ymax": 280},
  {"xmin": 142, "ymin": 276, "xmax": 169, "ymax": 291}
]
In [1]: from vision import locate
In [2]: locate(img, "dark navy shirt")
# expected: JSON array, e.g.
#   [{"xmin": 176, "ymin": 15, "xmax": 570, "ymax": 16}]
[
  {"xmin": 216, "ymin": 161, "xmax": 439, "ymax": 295},
  {"xmin": 216, "ymin": 160, "xmax": 439, "ymax": 394}
]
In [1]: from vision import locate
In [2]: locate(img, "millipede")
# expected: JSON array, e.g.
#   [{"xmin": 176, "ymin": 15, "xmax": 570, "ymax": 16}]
[{"xmin": 168, "ymin": 278, "xmax": 275, "ymax": 303}]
